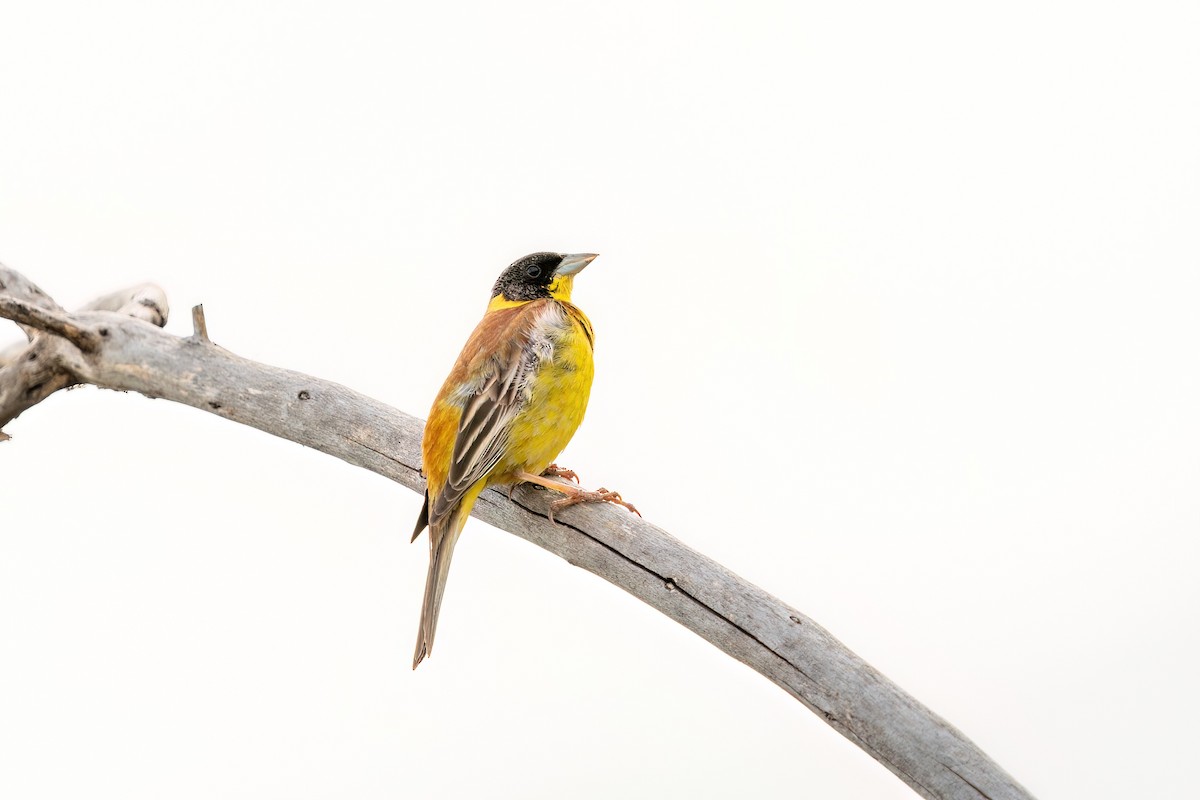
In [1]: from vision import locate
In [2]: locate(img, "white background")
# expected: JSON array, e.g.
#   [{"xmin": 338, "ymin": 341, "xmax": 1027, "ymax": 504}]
[{"xmin": 2, "ymin": 2, "xmax": 1197, "ymax": 798}]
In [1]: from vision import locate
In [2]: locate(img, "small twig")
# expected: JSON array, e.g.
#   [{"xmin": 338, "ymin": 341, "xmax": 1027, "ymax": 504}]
[
  {"xmin": 0, "ymin": 296, "xmax": 100, "ymax": 353},
  {"xmin": 191, "ymin": 304, "xmax": 210, "ymax": 343}
]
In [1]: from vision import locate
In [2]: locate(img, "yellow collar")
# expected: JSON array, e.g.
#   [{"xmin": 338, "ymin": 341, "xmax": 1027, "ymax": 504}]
[{"xmin": 486, "ymin": 275, "xmax": 575, "ymax": 311}]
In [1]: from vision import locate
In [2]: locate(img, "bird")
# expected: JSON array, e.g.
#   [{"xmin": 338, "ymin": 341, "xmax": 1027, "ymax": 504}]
[{"xmin": 410, "ymin": 251, "xmax": 638, "ymax": 668}]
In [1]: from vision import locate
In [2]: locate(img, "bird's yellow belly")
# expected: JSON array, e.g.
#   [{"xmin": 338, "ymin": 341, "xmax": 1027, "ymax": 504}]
[{"xmin": 492, "ymin": 325, "xmax": 594, "ymax": 482}]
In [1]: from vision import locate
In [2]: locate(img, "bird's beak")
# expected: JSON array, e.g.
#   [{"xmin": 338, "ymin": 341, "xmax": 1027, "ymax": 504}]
[{"xmin": 555, "ymin": 253, "xmax": 598, "ymax": 276}]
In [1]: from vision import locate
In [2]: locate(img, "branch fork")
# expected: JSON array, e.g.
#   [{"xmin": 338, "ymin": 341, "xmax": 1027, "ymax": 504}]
[{"xmin": 0, "ymin": 265, "xmax": 169, "ymax": 435}]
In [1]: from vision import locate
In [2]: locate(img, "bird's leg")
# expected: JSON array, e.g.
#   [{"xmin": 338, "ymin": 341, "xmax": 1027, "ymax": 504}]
[
  {"xmin": 542, "ymin": 463, "xmax": 580, "ymax": 483},
  {"xmin": 514, "ymin": 470, "xmax": 641, "ymax": 524}
]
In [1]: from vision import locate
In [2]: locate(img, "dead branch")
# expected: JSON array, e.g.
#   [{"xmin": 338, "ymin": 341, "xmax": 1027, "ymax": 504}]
[
  {"xmin": 0, "ymin": 261, "xmax": 1035, "ymax": 800},
  {"xmin": 0, "ymin": 266, "xmax": 168, "ymax": 426}
]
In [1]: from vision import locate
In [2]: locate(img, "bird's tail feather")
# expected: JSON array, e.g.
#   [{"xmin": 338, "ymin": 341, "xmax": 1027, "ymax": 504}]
[
  {"xmin": 412, "ymin": 483, "xmax": 484, "ymax": 669},
  {"xmin": 411, "ymin": 515, "xmax": 463, "ymax": 669}
]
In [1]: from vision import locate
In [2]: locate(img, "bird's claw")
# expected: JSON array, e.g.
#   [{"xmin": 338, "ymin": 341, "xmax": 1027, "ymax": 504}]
[
  {"xmin": 548, "ymin": 487, "xmax": 641, "ymax": 524},
  {"xmin": 542, "ymin": 463, "xmax": 580, "ymax": 484}
]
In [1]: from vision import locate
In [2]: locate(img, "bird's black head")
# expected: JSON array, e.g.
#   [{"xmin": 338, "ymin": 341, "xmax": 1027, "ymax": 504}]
[{"xmin": 491, "ymin": 252, "xmax": 598, "ymax": 303}]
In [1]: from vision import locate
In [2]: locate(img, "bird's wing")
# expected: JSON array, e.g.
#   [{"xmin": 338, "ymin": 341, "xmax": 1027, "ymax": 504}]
[{"xmin": 426, "ymin": 313, "xmax": 546, "ymax": 527}]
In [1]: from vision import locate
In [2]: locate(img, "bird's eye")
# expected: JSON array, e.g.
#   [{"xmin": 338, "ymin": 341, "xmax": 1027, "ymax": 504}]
[{"xmin": 525, "ymin": 265, "xmax": 542, "ymax": 278}]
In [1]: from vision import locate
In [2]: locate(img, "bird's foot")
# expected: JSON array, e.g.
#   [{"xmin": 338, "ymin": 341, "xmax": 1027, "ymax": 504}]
[
  {"xmin": 512, "ymin": 470, "xmax": 641, "ymax": 524},
  {"xmin": 542, "ymin": 463, "xmax": 580, "ymax": 484},
  {"xmin": 548, "ymin": 487, "xmax": 640, "ymax": 524}
]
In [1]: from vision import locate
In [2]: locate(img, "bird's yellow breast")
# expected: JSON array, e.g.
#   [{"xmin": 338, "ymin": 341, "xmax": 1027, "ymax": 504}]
[{"xmin": 492, "ymin": 301, "xmax": 594, "ymax": 482}]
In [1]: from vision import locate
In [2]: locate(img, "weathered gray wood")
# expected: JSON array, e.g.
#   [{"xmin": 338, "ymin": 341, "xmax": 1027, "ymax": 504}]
[
  {"xmin": 0, "ymin": 265, "xmax": 168, "ymax": 428},
  {"xmin": 0, "ymin": 265, "xmax": 62, "ymax": 341},
  {"xmin": 0, "ymin": 266, "xmax": 85, "ymax": 431},
  {"xmin": 0, "ymin": 267, "xmax": 1035, "ymax": 800},
  {"xmin": 79, "ymin": 281, "xmax": 169, "ymax": 327}
]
